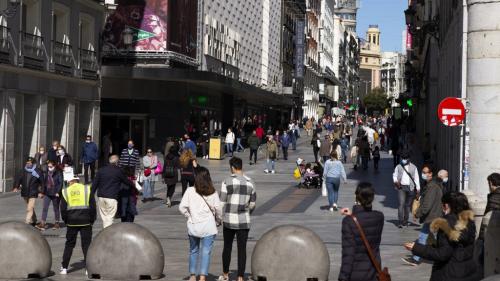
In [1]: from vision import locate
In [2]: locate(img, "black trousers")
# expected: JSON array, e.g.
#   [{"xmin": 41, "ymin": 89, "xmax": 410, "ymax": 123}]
[
  {"xmin": 84, "ymin": 162, "xmax": 96, "ymax": 184},
  {"xmin": 249, "ymin": 149, "xmax": 258, "ymax": 163},
  {"xmin": 222, "ymin": 227, "xmax": 250, "ymax": 278},
  {"xmin": 166, "ymin": 184, "xmax": 176, "ymax": 199},
  {"xmin": 181, "ymin": 177, "xmax": 194, "ymax": 196},
  {"xmin": 62, "ymin": 225, "xmax": 92, "ymax": 269},
  {"xmin": 282, "ymin": 147, "xmax": 289, "ymax": 160},
  {"xmin": 313, "ymin": 148, "xmax": 319, "ymax": 163}
]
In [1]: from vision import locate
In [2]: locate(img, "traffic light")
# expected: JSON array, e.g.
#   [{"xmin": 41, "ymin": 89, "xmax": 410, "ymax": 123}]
[{"xmin": 406, "ymin": 98, "xmax": 413, "ymax": 107}]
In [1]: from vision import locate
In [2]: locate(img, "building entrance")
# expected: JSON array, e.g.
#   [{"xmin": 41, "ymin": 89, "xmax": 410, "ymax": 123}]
[{"xmin": 101, "ymin": 114, "xmax": 147, "ymax": 157}]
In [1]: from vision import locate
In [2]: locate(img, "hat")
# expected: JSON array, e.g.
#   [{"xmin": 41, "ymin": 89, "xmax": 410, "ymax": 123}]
[{"xmin": 67, "ymin": 175, "xmax": 80, "ymax": 182}]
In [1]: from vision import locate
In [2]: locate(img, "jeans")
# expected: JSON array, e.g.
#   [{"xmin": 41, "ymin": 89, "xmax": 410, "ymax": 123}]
[
  {"xmin": 226, "ymin": 143, "xmax": 233, "ymax": 155},
  {"xmin": 341, "ymin": 148, "xmax": 348, "ymax": 163},
  {"xmin": 322, "ymin": 156, "xmax": 329, "ymax": 163},
  {"xmin": 83, "ymin": 162, "xmax": 96, "ymax": 184},
  {"xmin": 325, "ymin": 177, "xmax": 340, "ymax": 207},
  {"xmin": 266, "ymin": 159, "xmax": 275, "ymax": 171},
  {"xmin": 398, "ymin": 187, "xmax": 415, "ymax": 225},
  {"xmin": 61, "ymin": 225, "xmax": 92, "ymax": 269},
  {"xmin": 249, "ymin": 149, "xmax": 258, "ymax": 163},
  {"xmin": 374, "ymin": 158, "xmax": 380, "ymax": 170},
  {"xmin": 291, "ymin": 136, "xmax": 297, "ymax": 150},
  {"xmin": 143, "ymin": 179, "xmax": 155, "ymax": 199},
  {"xmin": 282, "ymin": 146, "xmax": 289, "ymax": 160},
  {"xmin": 189, "ymin": 235, "xmax": 216, "ymax": 276},
  {"xmin": 236, "ymin": 138, "xmax": 244, "ymax": 151},
  {"xmin": 362, "ymin": 156, "xmax": 369, "ymax": 170},
  {"xmin": 222, "ymin": 228, "xmax": 249, "ymax": 278},
  {"xmin": 413, "ymin": 223, "xmax": 430, "ymax": 262},
  {"xmin": 41, "ymin": 195, "xmax": 60, "ymax": 222},
  {"xmin": 201, "ymin": 142, "xmax": 208, "ymax": 157}
]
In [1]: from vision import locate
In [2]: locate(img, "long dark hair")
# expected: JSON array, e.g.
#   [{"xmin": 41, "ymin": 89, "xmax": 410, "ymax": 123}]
[
  {"xmin": 194, "ymin": 166, "xmax": 216, "ymax": 196},
  {"xmin": 442, "ymin": 192, "xmax": 471, "ymax": 215}
]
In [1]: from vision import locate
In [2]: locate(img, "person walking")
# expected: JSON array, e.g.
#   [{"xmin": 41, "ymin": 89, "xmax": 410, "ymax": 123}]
[
  {"xmin": 393, "ymin": 150, "xmax": 420, "ymax": 228},
  {"xmin": 437, "ymin": 169, "xmax": 451, "ymax": 195},
  {"xmin": 142, "ymin": 148, "xmax": 159, "ymax": 202},
  {"xmin": 200, "ymin": 127, "xmax": 210, "ymax": 159},
  {"xmin": 404, "ymin": 192, "xmax": 482, "ymax": 281},
  {"xmin": 247, "ymin": 130, "xmax": 260, "ymax": 165},
  {"xmin": 179, "ymin": 167, "xmax": 222, "ymax": 281},
  {"xmin": 36, "ymin": 160, "xmax": 63, "ymax": 230},
  {"xmin": 180, "ymin": 150, "xmax": 198, "ymax": 196},
  {"xmin": 280, "ymin": 131, "xmax": 291, "ymax": 161},
  {"xmin": 402, "ymin": 164, "xmax": 443, "ymax": 266},
  {"xmin": 264, "ymin": 136, "xmax": 278, "ymax": 174},
  {"xmin": 92, "ymin": 155, "xmax": 134, "ymax": 228},
  {"xmin": 339, "ymin": 182, "xmax": 384, "ymax": 281},
  {"xmin": 48, "ymin": 141, "xmax": 60, "ymax": 162},
  {"xmin": 340, "ymin": 135, "xmax": 350, "ymax": 163},
  {"xmin": 163, "ymin": 146, "xmax": 180, "ymax": 207},
  {"xmin": 56, "ymin": 145, "xmax": 73, "ymax": 171},
  {"xmin": 479, "ymin": 173, "xmax": 500, "ymax": 240},
  {"xmin": 225, "ymin": 128, "xmax": 235, "ymax": 156},
  {"xmin": 34, "ymin": 146, "xmax": 48, "ymax": 173},
  {"xmin": 255, "ymin": 125, "xmax": 265, "ymax": 144},
  {"xmin": 319, "ymin": 135, "xmax": 332, "ymax": 163},
  {"xmin": 359, "ymin": 136, "xmax": 371, "ymax": 170},
  {"xmin": 235, "ymin": 127, "xmax": 245, "ymax": 152},
  {"xmin": 119, "ymin": 140, "xmax": 140, "ymax": 177},
  {"xmin": 305, "ymin": 118, "xmax": 313, "ymax": 136},
  {"xmin": 81, "ymin": 135, "xmax": 99, "ymax": 184},
  {"xmin": 218, "ymin": 157, "xmax": 256, "ymax": 281},
  {"xmin": 59, "ymin": 175, "xmax": 96, "ymax": 276},
  {"xmin": 13, "ymin": 157, "xmax": 45, "ymax": 226},
  {"xmin": 372, "ymin": 146, "xmax": 381, "ymax": 171},
  {"xmin": 273, "ymin": 130, "xmax": 282, "ymax": 159},
  {"xmin": 323, "ymin": 151, "xmax": 347, "ymax": 211},
  {"xmin": 183, "ymin": 134, "xmax": 197, "ymax": 156},
  {"xmin": 311, "ymin": 132, "xmax": 321, "ymax": 163}
]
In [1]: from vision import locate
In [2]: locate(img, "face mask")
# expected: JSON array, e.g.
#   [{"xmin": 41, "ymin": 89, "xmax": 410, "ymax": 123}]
[
  {"xmin": 39, "ymin": 150, "xmax": 44, "ymax": 154},
  {"xmin": 53, "ymin": 146, "xmax": 57, "ymax": 150},
  {"xmin": 421, "ymin": 173, "xmax": 428, "ymax": 181},
  {"xmin": 401, "ymin": 159, "xmax": 408, "ymax": 165},
  {"xmin": 25, "ymin": 164, "xmax": 33, "ymax": 169},
  {"xmin": 58, "ymin": 150, "xmax": 64, "ymax": 155},
  {"xmin": 443, "ymin": 177, "xmax": 448, "ymax": 183},
  {"xmin": 128, "ymin": 144, "xmax": 133, "ymax": 149},
  {"xmin": 48, "ymin": 167, "xmax": 55, "ymax": 172},
  {"xmin": 86, "ymin": 140, "xmax": 91, "ymax": 143}
]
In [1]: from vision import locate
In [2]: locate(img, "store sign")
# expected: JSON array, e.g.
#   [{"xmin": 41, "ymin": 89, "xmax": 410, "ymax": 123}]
[
  {"xmin": 295, "ymin": 20, "xmax": 305, "ymax": 78},
  {"xmin": 438, "ymin": 97, "xmax": 465, "ymax": 126}
]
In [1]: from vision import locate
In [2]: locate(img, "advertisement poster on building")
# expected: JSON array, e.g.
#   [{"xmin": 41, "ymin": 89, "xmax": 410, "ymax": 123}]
[{"xmin": 167, "ymin": 0, "xmax": 198, "ymax": 58}]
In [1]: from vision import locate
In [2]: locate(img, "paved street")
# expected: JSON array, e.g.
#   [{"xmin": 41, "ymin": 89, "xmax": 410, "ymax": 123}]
[{"xmin": 0, "ymin": 134, "xmax": 432, "ymax": 281}]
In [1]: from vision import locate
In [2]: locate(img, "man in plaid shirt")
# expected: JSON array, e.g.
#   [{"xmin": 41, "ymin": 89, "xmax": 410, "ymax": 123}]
[{"xmin": 218, "ymin": 157, "xmax": 256, "ymax": 281}]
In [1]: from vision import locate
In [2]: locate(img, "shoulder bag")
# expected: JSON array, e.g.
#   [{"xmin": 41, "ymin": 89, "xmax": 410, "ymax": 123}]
[
  {"xmin": 401, "ymin": 165, "xmax": 420, "ymax": 215},
  {"xmin": 200, "ymin": 194, "xmax": 222, "ymax": 227},
  {"xmin": 350, "ymin": 215, "xmax": 392, "ymax": 281}
]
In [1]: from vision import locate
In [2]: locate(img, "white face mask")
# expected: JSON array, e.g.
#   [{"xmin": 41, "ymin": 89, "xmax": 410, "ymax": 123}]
[
  {"xmin": 58, "ymin": 150, "xmax": 64, "ymax": 155},
  {"xmin": 443, "ymin": 177, "xmax": 448, "ymax": 183},
  {"xmin": 48, "ymin": 167, "xmax": 55, "ymax": 172}
]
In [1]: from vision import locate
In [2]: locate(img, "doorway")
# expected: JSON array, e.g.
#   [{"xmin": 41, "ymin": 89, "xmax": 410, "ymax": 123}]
[{"xmin": 101, "ymin": 114, "xmax": 147, "ymax": 157}]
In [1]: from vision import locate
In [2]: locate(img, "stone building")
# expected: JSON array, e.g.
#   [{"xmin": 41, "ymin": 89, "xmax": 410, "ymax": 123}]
[
  {"xmin": 359, "ymin": 24, "xmax": 382, "ymax": 99},
  {"xmin": 381, "ymin": 52, "xmax": 406, "ymax": 107},
  {"xmin": 302, "ymin": 0, "xmax": 321, "ymax": 120}
]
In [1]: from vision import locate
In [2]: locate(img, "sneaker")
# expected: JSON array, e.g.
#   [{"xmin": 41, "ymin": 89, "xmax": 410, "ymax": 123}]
[
  {"xmin": 60, "ymin": 267, "xmax": 67, "ymax": 275},
  {"xmin": 53, "ymin": 222, "xmax": 60, "ymax": 230},
  {"xmin": 329, "ymin": 207, "xmax": 334, "ymax": 212},
  {"xmin": 271, "ymin": 170, "xmax": 275, "ymax": 174},
  {"xmin": 264, "ymin": 169, "xmax": 269, "ymax": 174},
  {"xmin": 35, "ymin": 222, "xmax": 46, "ymax": 231},
  {"xmin": 165, "ymin": 197, "xmax": 172, "ymax": 208},
  {"xmin": 85, "ymin": 270, "xmax": 88, "ymax": 277},
  {"xmin": 402, "ymin": 257, "xmax": 421, "ymax": 266},
  {"xmin": 217, "ymin": 275, "xmax": 229, "ymax": 281},
  {"xmin": 398, "ymin": 224, "xmax": 403, "ymax": 229},
  {"xmin": 333, "ymin": 203, "xmax": 338, "ymax": 211}
]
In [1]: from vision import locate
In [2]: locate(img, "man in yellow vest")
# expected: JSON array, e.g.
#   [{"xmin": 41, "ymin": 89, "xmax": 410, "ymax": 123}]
[{"xmin": 59, "ymin": 175, "xmax": 96, "ymax": 275}]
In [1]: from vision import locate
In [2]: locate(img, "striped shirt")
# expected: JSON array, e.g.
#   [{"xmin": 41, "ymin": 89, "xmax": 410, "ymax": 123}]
[
  {"xmin": 119, "ymin": 148, "xmax": 140, "ymax": 168},
  {"xmin": 220, "ymin": 174, "xmax": 257, "ymax": 229}
]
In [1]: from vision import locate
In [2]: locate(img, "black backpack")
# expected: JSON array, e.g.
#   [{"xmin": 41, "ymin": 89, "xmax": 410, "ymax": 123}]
[{"xmin": 163, "ymin": 158, "xmax": 176, "ymax": 178}]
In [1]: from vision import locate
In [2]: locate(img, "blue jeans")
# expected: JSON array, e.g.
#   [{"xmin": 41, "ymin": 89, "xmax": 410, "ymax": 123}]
[
  {"xmin": 266, "ymin": 159, "xmax": 275, "ymax": 171},
  {"xmin": 413, "ymin": 223, "xmax": 430, "ymax": 262},
  {"xmin": 143, "ymin": 179, "xmax": 155, "ymax": 199},
  {"xmin": 236, "ymin": 138, "xmax": 244, "ymax": 151},
  {"xmin": 226, "ymin": 143, "xmax": 233, "ymax": 155},
  {"xmin": 326, "ymin": 177, "xmax": 340, "ymax": 207},
  {"xmin": 189, "ymin": 234, "xmax": 216, "ymax": 276}
]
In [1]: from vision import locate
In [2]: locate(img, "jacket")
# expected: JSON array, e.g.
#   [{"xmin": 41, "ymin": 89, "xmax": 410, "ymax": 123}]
[
  {"xmin": 479, "ymin": 188, "xmax": 500, "ymax": 239},
  {"xmin": 412, "ymin": 211, "xmax": 481, "ymax": 281},
  {"xmin": 14, "ymin": 167, "xmax": 45, "ymax": 198},
  {"xmin": 266, "ymin": 141, "xmax": 278, "ymax": 159},
  {"xmin": 81, "ymin": 141, "xmax": 99, "ymax": 164},
  {"xmin": 247, "ymin": 135, "xmax": 260, "ymax": 150},
  {"xmin": 280, "ymin": 133, "xmax": 290, "ymax": 148},
  {"xmin": 92, "ymin": 165, "xmax": 134, "ymax": 200},
  {"xmin": 48, "ymin": 148, "xmax": 58, "ymax": 162},
  {"xmin": 60, "ymin": 183, "xmax": 96, "ymax": 226},
  {"xmin": 339, "ymin": 205, "xmax": 384, "ymax": 281},
  {"xmin": 43, "ymin": 170, "xmax": 63, "ymax": 196},
  {"xmin": 57, "ymin": 154, "xmax": 73, "ymax": 169},
  {"xmin": 34, "ymin": 152, "xmax": 48, "ymax": 173},
  {"xmin": 119, "ymin": 148, "xmax": 140, "ymax": 168},
  {"xmin": 319, "ymin": 139, "xmax": 332, "ymax": 157},
  {"xmin": 225, "ymin": 132, "xmax": 235, "ymax": 144},
  {"xmin": 163, "ymin": 153, "xmax": 179, "ymax": 186},
  {"xmin": 416, "ymin": 180, "xmax": 443, "ymax": 224}
]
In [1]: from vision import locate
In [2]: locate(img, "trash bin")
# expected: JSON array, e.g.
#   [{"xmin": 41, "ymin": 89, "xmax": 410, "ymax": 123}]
[
  {"xmin": 87, "ymin": 223, "xmax": 164, "ymax": 280},
  {"xmin": 209, "ymin": 137, "xmax": 225, "ymax": 160},
  {"xmin": 251, "ymin": 225, "xmax": 330, "ymax": 281},
  {"xmin": 0, "ymin": 221, "xmax": 52, "ymax": 279}
]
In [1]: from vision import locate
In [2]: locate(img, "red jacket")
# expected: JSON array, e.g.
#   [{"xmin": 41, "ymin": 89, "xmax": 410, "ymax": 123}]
[{"xmin": 256, "ymin": 127, "xmax": 265, "ymax": 139}]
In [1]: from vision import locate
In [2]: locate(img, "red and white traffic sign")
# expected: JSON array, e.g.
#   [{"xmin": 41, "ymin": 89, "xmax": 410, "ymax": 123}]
[{"xmin": 438, "ymin": 97, "xmax": 466, "ymax": 126}]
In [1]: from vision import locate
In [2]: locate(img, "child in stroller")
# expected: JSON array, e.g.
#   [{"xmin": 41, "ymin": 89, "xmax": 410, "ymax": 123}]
[{"xmin": 296, "ymin": 158, "xmax": 323, "ymax": 189}]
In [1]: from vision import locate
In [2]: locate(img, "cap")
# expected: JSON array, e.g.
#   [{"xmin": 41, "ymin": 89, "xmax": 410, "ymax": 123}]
[{"xmin": 67, "ymin": 175, "xmax": 80, "ymax": 182}]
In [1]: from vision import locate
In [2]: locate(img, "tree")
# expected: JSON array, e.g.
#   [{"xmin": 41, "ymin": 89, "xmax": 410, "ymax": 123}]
[{"xmin": 362, "ymin": 87, "xmax": 390, "ymax": 112}]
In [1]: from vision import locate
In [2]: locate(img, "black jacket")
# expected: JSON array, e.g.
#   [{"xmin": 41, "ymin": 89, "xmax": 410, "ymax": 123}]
[
  {"xmin": 339, "ymin": 205, "xmax": 385, "ymax": 281},
  {"xmin": 416, "ymin": 180, "xmax": 443, "ymax": 224},
  {"xmin": 60, "ymin": 184, "xmax": 97, "ymax": 226},
  {"xmin": 479, "ymin": 188, "xmax": 500, "ymax": 239},
  {"xmin": 412, "ymin": 211, "xmax": 481, "ymax": 281},
  {"xmin": 43, "ymin": 170, "xmax": 63, "ymax": 196},
  {"xmin": 14, "ymin": 168, "xmax": 45, "ymax": 198},
  {"xmin": 92, "ymin": 165, "xmax": 134, "ymax": 199},
  {"xmin": 163, "ymin": 153, "xmax": 179, "ymax": 186}
]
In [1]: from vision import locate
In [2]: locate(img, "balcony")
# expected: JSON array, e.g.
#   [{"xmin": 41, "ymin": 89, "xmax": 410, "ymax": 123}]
[
  {"xmin": 21, "ymin": 32, "xmax": 49, "ymax": 71},
  {"xmin": 0, "ymin": 26, "xmax": 11, "ymax": 64},
  {"xmin": 53, "ymin": 41, "xmax": 76, "ymax": 76},
  {"xmin": 80, "ymin": 48, "xmax": 98, "ymax": 79}
]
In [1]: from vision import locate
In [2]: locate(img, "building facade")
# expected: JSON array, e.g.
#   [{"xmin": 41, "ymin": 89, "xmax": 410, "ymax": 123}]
[
  {"xmin": 359, "ymin": 25, "xmax": 382, "ymax": 98},
  {"xmin": 0, "ymin": 0, "xmax": 103, "ymax": 192},
  {"xmin": 302, "ymin": 0, "xmax": 321, "ymax": 119},
  {"xmin": 381, "ymin": 52, "xmax": 406, "ymax": 107},
  {"xmin": 334, "ymin": 0, "xmax": 359, "ymax": 33}
]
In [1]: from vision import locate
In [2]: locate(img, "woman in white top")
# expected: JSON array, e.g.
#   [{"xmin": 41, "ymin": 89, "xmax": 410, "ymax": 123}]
[
  {"xmin": 142, "ymin": 148, "xmax": 159, "ymax": 202},
  {"xmin": 179, "ymin": 166, "xmax": 222, "ymax": 281},
  {"xmin": 225, "ymin": 128, "xmax": 235, "ymax": 156}
]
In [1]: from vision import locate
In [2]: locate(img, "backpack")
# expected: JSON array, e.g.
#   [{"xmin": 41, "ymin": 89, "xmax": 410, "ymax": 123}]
[{"xmin": 163, "ymin": 158, "xmax": 176, "ymax": 178}]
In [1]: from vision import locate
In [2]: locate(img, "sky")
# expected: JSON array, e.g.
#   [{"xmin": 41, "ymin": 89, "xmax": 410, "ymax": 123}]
[{"xmin": 356, "ymin": 0, "xmax": 408, "ymax": 52}]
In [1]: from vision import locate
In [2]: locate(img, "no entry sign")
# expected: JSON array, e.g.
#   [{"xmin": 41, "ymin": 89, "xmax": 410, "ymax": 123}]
[{"xmin": 438, "ymin": 97, "xmax": 465, "ymax": 126}]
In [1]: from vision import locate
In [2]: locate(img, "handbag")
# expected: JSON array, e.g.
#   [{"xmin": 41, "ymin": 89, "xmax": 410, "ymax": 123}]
[
  {"xmin": 200, "ymin": 194, "xmax": 222, "ymax": 227},
  {"xmin": 350, "ymin": 215, "xmax": 392, "ymax": 281},
  {"xmin": 412, "ymin": 196, "xmax": 421, "ymax": 217},
  {"xmin": 321, "ymin": 180, "xmax": 327, "ymax": 197},
  {"xmin": 154, "ymin": 161, "xmax": 162, "ymax": 175}
]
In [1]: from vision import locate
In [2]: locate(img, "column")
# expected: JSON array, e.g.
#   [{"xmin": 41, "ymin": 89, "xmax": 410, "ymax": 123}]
[
  {"xmin": 466, "ymin": 0, "xmax": 500, "ymax": 210},
  {"xmin": 0, "ymin": 92, "xmax": 17, "ymax": 192}
]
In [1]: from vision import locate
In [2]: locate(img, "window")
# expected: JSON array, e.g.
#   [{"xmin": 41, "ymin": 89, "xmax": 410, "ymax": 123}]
[
  {"xmin": 53, "ymin": 2, "xmax": 70, "ymax": 43},
  {"xmin": 80, "ymin": 13, "xmax": 95, "ymax": 51}
]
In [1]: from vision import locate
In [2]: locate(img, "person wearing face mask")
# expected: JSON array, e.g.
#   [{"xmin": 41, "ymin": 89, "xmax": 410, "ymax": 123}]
[
  {"xmin": 81, "ymin": 135, "xmax": 99, "ymax": 185},
  {"xmin": 12, "ymin": 157, "xmax": 45, "ymax": 226},
  {"xmin": 437, "ymin": 169, "xmax": 450, "ymax": 195},
  {"xmin": 56, "ymin": 145, "xmax": 73, "ymax": 171},
  {"xmin": 392, "ymin": 150, "xmax": 420, "ymax": 228},
  {"xmin": 37, "ymin": 160, "xmax": 63, "ymax": 230},
  {"xmin": 119, "ymin": 140, "xmax": 140, "ymax": 177},
  {"xmin": 478, "ymin": 172, "xmax": 500, "ymax": 241},
  {"xmin": 402, "ymin": 163, "xmax": 443, "ymax": 266},
  {"xmin": 48, "ymin": 141, "xmax": 60, "ymax": 162},
  {"xmin": 34, "ymin": 146, "xmax": 48, "ymax": 173}
]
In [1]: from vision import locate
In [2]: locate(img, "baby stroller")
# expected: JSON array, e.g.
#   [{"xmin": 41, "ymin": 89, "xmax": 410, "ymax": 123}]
[{"xmin": 296, "ymin": 158, "xmax": 323, "ymax": 189}]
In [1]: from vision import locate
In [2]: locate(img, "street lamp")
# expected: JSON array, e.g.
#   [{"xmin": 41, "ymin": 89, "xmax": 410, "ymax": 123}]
[
  {"xmin": 1, "ymin": 0, "xmax": 20, "ymax": 18},
  {"xmin": 404, "ymin": 6, "xmax": 416, "ymax": 26},
  {"xmin": 122, "ymin": 27, "xmax": 134, "ymax": 47}
]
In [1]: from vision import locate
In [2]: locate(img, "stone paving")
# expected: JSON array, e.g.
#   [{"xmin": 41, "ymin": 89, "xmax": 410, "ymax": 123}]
[{"xmin": 0, "ymin": 132, "xmax": 432, "ymax": 281}]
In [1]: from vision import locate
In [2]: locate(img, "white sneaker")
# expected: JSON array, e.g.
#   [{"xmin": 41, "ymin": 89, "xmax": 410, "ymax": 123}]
[
  {"xmin": 85, "ymin": 270, "xmax": 88, "ymax": 277},
  {"xmin": 271, "ymin": 170, "xmax": 275, "ymax": 174},
  {"xmin": 60, "ymin": 267, "xmax": 67, "ymax": 275},
  {"xmin": 264, "ymin": 169, "xmax": 269, "ymax": 174},
  {"xmin": 329, "ymin": 207, "xmax": 334, "ymax": 212}
]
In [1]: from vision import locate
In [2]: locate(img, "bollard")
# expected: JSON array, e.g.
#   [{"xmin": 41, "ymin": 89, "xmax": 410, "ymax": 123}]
[
  {"xmin": 251, "ymin": 225, "xmax": 330, "ymax": 281},
  {"xmin": 86, "ymin": 223, "xmax": 164, "ymax": 280},
  {"xmin": 0, "ymin": 221, "xmax": 52, "ymax": 279},
  {"xmin": 482, "ymin": 275, "xmax": 500, "ymax": 281},
  {"xmin": 485, "ymin": 211, "xmax": 500, "ymax": 277}
]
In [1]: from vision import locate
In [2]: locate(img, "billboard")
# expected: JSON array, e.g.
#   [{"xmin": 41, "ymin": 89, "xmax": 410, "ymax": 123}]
[{"xmin": 103, "ymin": 0, "xmax": 198, "ymax": 58}]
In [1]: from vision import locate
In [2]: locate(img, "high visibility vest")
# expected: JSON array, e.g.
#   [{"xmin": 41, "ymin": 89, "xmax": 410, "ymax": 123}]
[{"xmin": 62, "ymin": 183, "xmax": 91, "ymax": 210}]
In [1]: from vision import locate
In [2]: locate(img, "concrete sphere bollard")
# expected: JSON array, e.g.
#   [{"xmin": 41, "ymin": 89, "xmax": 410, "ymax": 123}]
[
  {"xmin": 0, "ymin": 221, "xmax": 52, "ymax": 279},
  {"xmin": 251, "ymin": 225, "xmax": 330, "ymax": 281},
  {"xmin": 87, "ymin": 223, "xmax": 164, "ymax": 280},
  {"xmin": 482, "ymin": 275, "xmax": 500, "ymax": 281}
]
